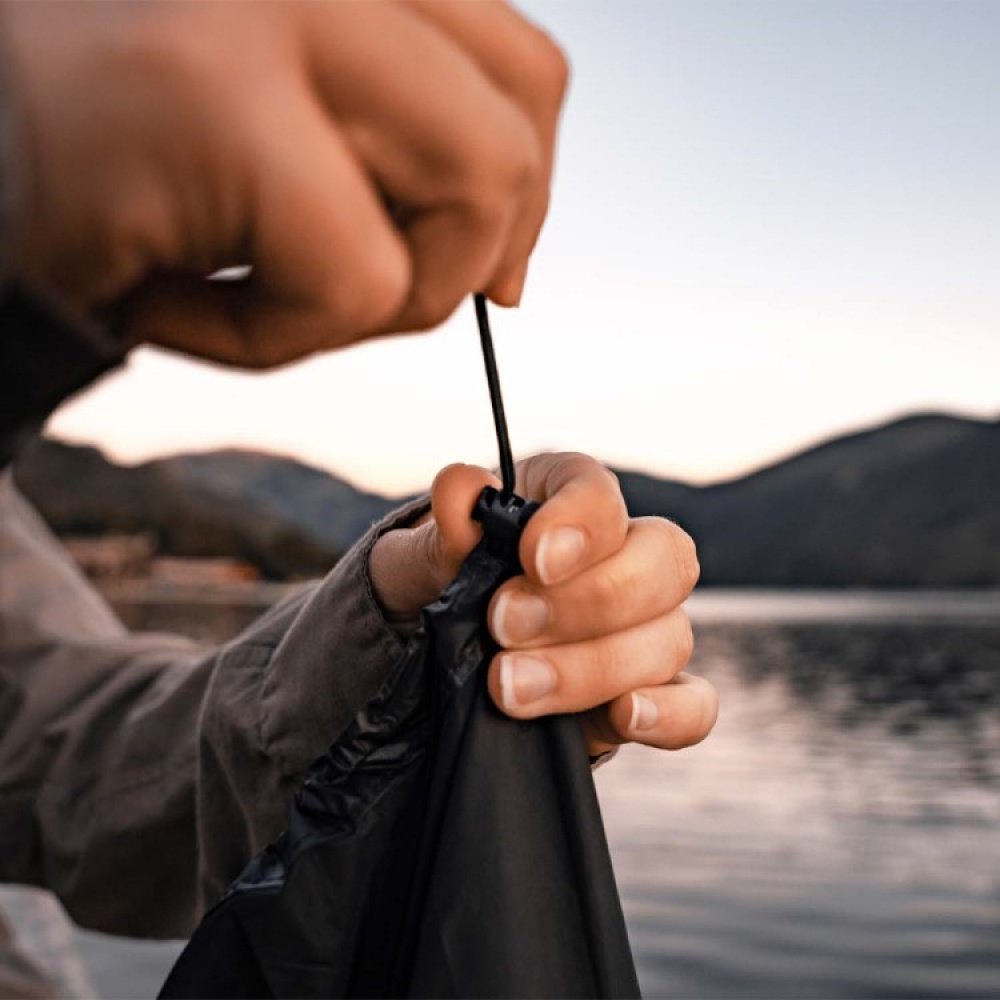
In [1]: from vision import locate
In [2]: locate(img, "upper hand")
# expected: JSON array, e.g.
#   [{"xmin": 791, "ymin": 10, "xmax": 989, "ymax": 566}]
[
  {"xmin": 369, "ymin": 454, "xmax": 719, "ymax": 757},
  {"xmin": 2, "ymin": 1, "xmax": 567, "ymax": 365}
]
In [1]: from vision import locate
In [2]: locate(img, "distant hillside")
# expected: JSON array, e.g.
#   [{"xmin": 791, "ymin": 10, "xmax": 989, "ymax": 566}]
[
  {"xmin": 14, "ymin": 412, "xmax": 1000, "ymax": 586},
  {"xmin": 13, "ymin": 441, "xmax": 399, "ymax": 578},
  {"xmin": 617, "ymin": 413, "xmax": 1000, "ymax": 587}
]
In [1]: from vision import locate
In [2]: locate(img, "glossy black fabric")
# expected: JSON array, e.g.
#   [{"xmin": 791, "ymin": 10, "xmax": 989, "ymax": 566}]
[{"xmin": 160, "ymin": 489, "xmax": 640, "ymax": 999}]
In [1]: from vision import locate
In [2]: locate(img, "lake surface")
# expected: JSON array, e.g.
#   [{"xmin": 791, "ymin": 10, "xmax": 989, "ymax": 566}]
[
  {"xmin": 53, "ymin": 591, "xmax": 1000, "ymax": 997},
  {"xmin": 600, "ymin": 590, "xmax": 1000, "ymax": 999}
]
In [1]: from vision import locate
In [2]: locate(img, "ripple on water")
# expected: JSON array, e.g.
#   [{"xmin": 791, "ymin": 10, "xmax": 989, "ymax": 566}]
[{"xmin": 597, "ymin": 598, "xmax": 1000, "ymax": 998}]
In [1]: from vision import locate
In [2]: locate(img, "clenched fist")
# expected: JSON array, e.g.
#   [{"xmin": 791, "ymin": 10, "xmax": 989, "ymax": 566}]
[
  {"xmin": 370, "ymin": 453, "xmax": 719, "ymax": 757},
  {"xmin": 1, "ymin": 1, "xmax": 567, "ymax": 365}
]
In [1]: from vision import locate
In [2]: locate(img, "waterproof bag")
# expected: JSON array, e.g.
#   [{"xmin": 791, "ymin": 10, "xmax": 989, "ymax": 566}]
[{"xmin": 159, "ymin": 297, "xmax": 640, "ymax": 998}]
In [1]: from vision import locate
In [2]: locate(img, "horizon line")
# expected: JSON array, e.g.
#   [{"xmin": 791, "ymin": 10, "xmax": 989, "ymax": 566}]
[{"xmin": 38, "ymin": 405, "xmax": 998, "ymax": 501}]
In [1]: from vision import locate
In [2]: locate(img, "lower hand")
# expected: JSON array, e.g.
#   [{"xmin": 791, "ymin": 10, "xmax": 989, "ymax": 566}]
[{"xmin": 370, "ymin": 453, "xmax": 718, "ymax": 756}]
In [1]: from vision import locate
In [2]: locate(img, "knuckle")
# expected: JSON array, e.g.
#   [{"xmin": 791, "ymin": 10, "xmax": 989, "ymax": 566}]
[
  {"xmin": 403, "ymin": 279, "xmax": 464, "ymax": 333},
  {"xmin": 673, "ymin": 610, "xmax": 695, "ymax": 667},
  {"xmin": 340, "ymin": 242, "xmax": 412, "ymax": 333},
  {"xmin": 457, "ymin": 112, "xmax": 543, "ymax": 205},
  {"xmin": 600, "ymin": 464, "xmax": 622, "ymax": 492},
  {"xmin": 610, "ymin": 563, "xmax": 652, "ymax": 628},
  {"xmin": 238, "ymin": 319, "xmax": 305, "ymax": 370},
  {"xmin": 493, "ymin": 117, "xmax": 544, "ymax": 195},
  {"xmin": 591, "ymin": 637, "xmax": 627, "ymax": 702},
  {"xmin": 516, "ymin": 450, "xmax": 555, "ymax": 495},
  {"xmin": 578, "ymin": 455, "xmax": 621, "ymax": 495},
  {"xmin": 244, "ymin": 344, "xmax": 295, "ymax": 371},
  {"xmin": 700, "ymin": 680, "xmax": 721, "ymax": 735},
  {"xmin": 681, "ymin": 677, "xmax": 719, "ymax": 748},
  {"xmin": 592, "ymin": 564, "xmax": 630, "ymax": 625},
  {"xmin": 560, "ymin": 450, "xmax": 597, "ymax": 470},
  {"xmin": 365, "ymin": 231, "xmax": 412, "ymax": 300},
  {"xmin": 521, "ymin": 28, "xmax": 571, "ymax": 109},
  {"xmin": 545, "ymin": 41, "xmax": 572, "ymax": 102},
  {"xmin": 127, "ymin": 10, "xmax": 229, "ymax": 104},
  {"xmin": 241, "ymin": 349, "xmax": 278, "ymax": 372},
  {"xmin": 668, "ymin": 522, "xmax": 701, "ymax": 591},
  {"xmin": 270, "ymin": 244, "xmax": 411, "ymax": 349}
]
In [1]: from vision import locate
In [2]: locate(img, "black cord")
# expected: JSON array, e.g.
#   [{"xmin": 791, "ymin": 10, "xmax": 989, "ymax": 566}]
[{"xmin": 474, "ymin": 293, "xmax": 516, "ymax": 498}]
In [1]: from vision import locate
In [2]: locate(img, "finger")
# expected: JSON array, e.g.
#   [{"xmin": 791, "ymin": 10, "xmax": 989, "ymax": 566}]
[
  {"xmin": 515, "ymin": 453, "xmax": 630, "ymax": 587},
  {"xmin": 488, "ymin": 517, "xmax": 699, "ymax": 649},
  {"xmin": 581, "ymin": 674, "xmax": 720, "ymax": 754},
  {"xmin": 408, "ymin": 0, "xmax": 569, "ymax": 305},
  {"xmin": 123, "ymin": 85, "xmax": 410, "ymax": 367},
  {"xmin": 368, "ymin": 464, "xmax": 499, "ymax": 618},
  {"xmin": 488, "ymin": 607, "xmax": 693, "ymax": 719},
  {"xmin": 301, "ymin": 2, "xmax": 542, "ymax": 334}
]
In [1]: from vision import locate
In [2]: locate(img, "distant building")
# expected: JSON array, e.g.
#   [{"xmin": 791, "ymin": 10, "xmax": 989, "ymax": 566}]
[
  {"xmin": 64, "ymin": 535, "xmax": 259, "ymax": 585},
  {"xmin": 63, "ymin": 534, "xmax": 156, "ymax": 580},
  {"xmin": 151, "ymin": 557, "xmax": 260, "ymax": 586}
]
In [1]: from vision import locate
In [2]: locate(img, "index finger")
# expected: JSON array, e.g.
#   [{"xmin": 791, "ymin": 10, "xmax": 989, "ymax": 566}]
[
  {"xmin": 409, "ymin": 0, "xmax": 569, "ymax": 304},
  {"xmin": 516, "ymin": 453, "xmax": 630, "ymax": 587}
]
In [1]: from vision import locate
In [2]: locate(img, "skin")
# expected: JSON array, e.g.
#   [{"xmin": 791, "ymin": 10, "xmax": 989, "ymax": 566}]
[
  {"xmin": 2, "ymin": 0, "xmax": 566, "ymax": 362},
  {"xmin": 371, "ymin": 455, "xmax": 719, "ymax": 756},
  {"xmin": 2, "ymin": 2, "xmax": 718, "ymax": 757}
]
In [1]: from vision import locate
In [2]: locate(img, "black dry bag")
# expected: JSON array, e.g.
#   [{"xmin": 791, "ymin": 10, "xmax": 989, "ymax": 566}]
[{"xmin": 159, "ymin": 296, "xmax": 640, "ymax": 998}]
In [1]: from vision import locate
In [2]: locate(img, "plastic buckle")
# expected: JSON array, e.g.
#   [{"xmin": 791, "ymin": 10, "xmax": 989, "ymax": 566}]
[{"xmin": 472, "ymin": 486, "xmax": 540, "ymax": 563}]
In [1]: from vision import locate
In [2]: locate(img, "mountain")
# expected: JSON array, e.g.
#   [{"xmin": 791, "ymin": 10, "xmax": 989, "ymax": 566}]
[
  {"xmin": 618, "ymin": 413, "xmax": 1000, "ymax": 587},
  {"xmin": 13, "ymin": 412, "xmax": 1000, "ymax": 586},
  {"xmin": 13, "ymin": 440, "xmax": 400, "ymax": 579}
]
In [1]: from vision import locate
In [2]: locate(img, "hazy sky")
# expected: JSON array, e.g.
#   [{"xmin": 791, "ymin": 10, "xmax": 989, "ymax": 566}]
[{"xmin": 50, "ymin": 0, "xmax": 999, "ymax": 495}]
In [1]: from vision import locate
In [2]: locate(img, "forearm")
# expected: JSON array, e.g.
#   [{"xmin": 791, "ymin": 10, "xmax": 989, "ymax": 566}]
[
  {"xmin": 0, "ymin": 478, "xmax": 430, "ymax": 936},
  {"xmin": 0, "ymin": 476, "xmax": 210, "ymax": 935},
  {"xmin": 0, "ymin": 629, "xmax": 214, "ymax": 937}
]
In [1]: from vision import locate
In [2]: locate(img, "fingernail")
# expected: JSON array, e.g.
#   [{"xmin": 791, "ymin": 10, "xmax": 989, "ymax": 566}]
[
  {"xmin": 492, "ymin": 591, "xmax": 549, "ymax": 646},
  {"xmin": 536, "ymin": 527, "xmax": 586, "ymax": 585},
  {"xmin": 500, "ymin": 654, "xmax": 557, "ymax": 711},
  {"xmin": 629, "ymin": 693, "xmax": 659, "ymax": 732}
]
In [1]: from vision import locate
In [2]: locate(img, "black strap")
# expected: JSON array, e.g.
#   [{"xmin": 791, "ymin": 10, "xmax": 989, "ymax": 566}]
[{"xmin": 474, "ymin": 294, "xmax": 516, "ymax": 499}]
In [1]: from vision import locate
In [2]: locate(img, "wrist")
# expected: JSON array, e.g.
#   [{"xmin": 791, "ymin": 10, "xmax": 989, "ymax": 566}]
[{"xmin": 367, "ymin": 498, "xmax": 434, "ymax": 637}]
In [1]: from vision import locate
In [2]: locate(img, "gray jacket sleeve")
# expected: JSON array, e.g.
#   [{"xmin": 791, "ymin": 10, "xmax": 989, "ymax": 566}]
[{"xmin": 0, "ymin": 474, "xmax": 430, "ymax": 938}]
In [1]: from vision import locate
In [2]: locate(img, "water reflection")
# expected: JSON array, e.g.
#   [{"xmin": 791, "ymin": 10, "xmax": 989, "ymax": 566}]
[
  {"xmin": 699, "ymin": 623, "xmax": 1000, "ymax": 785},
  {"xmin": 597, "ymin": 594, "xmax": 1000, "ymax": 999}
]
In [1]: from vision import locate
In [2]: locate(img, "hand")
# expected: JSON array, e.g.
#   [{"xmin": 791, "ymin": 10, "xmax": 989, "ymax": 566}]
[
  {"xmin": 370, "ymin": 454, "xmax": 719, "ymax": 757},
  {"xmin": 1, "ymin": 1, "xmax": 567, "ymax": 366}
]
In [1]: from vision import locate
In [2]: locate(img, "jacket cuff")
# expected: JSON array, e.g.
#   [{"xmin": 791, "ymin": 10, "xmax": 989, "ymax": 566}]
[
  {"xmin": 256, "ymin": 494, "xmax": 431, "ymax": 783},
  {"xmin": 196, "ymin": 494, "xmax": 438, "ymax": 897}
]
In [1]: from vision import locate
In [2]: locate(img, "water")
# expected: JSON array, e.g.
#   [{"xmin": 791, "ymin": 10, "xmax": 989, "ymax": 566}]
[
  {"xmin": 59, "ymin": 591, "xmax": 1000, "ymax": 997},
  {"xmin": 598, "ymin": 591, "xmax": 1000, "ymax": 999}
]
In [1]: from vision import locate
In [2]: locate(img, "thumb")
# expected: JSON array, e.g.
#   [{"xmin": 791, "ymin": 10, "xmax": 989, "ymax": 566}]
[{"xmin": 369, "ymin": 464, "xmax": 501, "ymax": 619}]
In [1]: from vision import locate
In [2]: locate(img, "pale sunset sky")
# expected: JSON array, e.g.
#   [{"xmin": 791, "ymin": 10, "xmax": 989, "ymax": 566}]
[{"xmin": 49, "ymin": 0, "xmax": 999, "ymax": 495}]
